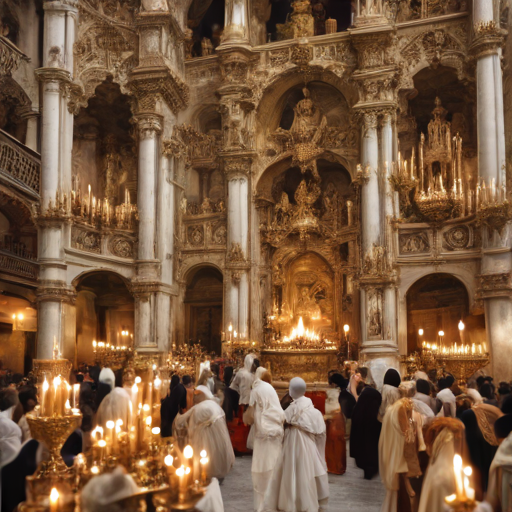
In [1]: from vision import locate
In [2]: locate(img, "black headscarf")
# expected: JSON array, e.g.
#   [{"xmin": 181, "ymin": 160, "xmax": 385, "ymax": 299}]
[
  {"xmin": 329, "ymin": 373, "xmax": 349, "ymax": 389},
  {"xmin": 350, "ymin": 387, "xmax": 382, "ymax": 480},
  {"xmin": 383, "ymin": 368, "xmax": 401, "ymax": 388},
  {"xmin": 416, "ymin": 379, "xmax": 431, "ymax": 396},
  {"xmin": 160, "ymin": 379, "xmax": 187, "ymax": 437},
  {"xmin": 495, "ymin": 414, "xmax": 512, "ymax": 440}
]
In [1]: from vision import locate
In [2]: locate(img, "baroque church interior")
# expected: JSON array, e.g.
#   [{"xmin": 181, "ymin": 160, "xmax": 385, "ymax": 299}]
[
  {"xmin": 1, "ymin": 0, "xmax": 510, "ymax": 378},
  {"xmin": 1, "ymin": 0, "xmax": 512, "ymax": 510}
]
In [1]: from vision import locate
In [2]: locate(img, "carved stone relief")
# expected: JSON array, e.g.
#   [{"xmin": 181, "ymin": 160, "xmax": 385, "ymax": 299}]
[
  {"xmin": 72, "ymin": 228, "xmax": 101, "ymax": 253},
  {"xmin": 188, "ymin": 225, "xmax": 204, "ymax": 246},
  {"xmin": 399, "ymin": 232, "xmax": 430, "ymax": 254},
  {"xmin": 367, "ymin": 287, "xmax": 383, "ymax": 338},
  {"xmin": 442, "ymin": 225, "xmax": 473, "ymax": 251}
]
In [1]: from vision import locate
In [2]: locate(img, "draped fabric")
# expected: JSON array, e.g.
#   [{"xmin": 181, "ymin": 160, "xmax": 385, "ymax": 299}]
[
  {"xmin": 161, "ymin": 383, "xmax": 187, "ymax": 437},
  {"xmin": 264, "ymin": 396, "xmax": 328, "ymax": 512},
  {"xmin": 95, "ymin": 387, "xmax": 133, "ymax": 430},
  {"xmin": 379, "ymin": 385, "xmax": 402, "ymax": 422},
  {"xmin": 249, "ymin": 379, "xmax": 285, "ymax": 512},
  {"xmin": 417, "ymin": 428, "xmax": 457, "ymax": 512},
  {"xmin": 175, "ymin": 399, "xmax": 234, "ymax": 480},
  {"xmin": 325, "ymin": 411, "xmax": 346, "ymax": 475},
  {"xmin": 461, "ymin": 405, "xmax": 503, "ymax": 498},
  {"xmin": 487, "ymin": 431, "xmax": 512, "ymax": 512},
  {"xmin": 350, "ymin": 387, "xmax": 382, "ymax": 479},
  {"xmin": 196, "ymin": 478, "xmax": 225, "ymax": 512},
  {"xmin": 436, "ymin": 388, "xmax": 456, "ymax": 418},
  {"xmin": 339, "ymin": 388, "xmax": 356, "ymax": 419}
]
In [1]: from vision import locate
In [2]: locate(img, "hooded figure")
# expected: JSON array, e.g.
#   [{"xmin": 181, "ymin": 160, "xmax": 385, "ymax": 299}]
[
  {"xmin": 249, "ymin": 366, "xmax": 285, "ymax": 512},
  {"xmin": 264, "ymin": 377, "xmax": 329, "ymax": 512},
  {"xmin": 161, "ymin": 375, "xmax": 187, "ymax": 437},
  {"xmin": 230, "ymin": 354, "xmax": 255, "ymax": 405},
  {"xmin": 418, "ymin": 418, "xmax": 466, "ymax": 512},
  {"xmin": 436, "ymin": 377, "xmax": 457, "ymax": 418},
  {"xmin": 175, "ymin": 385, "xmax": 235, "ymax": 480},
  {"xmin": 350, "ymin": 386, "xmax": 382, "ymax": 480},
  {"xmin": 379, "ymin": 369, "xmax": 402, "ymax": 421},
  {"xmin": 96, "ymin": 387, "xmax": 133, "ymax": 430}
]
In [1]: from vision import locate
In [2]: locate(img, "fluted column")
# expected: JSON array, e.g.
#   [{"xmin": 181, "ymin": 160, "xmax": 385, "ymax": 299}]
[
  {"xmin": 222, "ymin": 0, "xmax": 250, "ymax": 44},
  {"xmin": 360, "ymin": 112, "xmax": 380, "ymax": 255},
  {"xmin": 35, "ymin": 0, "xmax": 78, "ymax": 360},
  {"xmin": 133, "ymin": 113, "xmax": 162, "ymax": 350}
]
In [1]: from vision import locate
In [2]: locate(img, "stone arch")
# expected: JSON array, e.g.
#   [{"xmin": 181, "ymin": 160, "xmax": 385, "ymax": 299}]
[
  {"xmin": 73, "ymin": 269, "xmax": 134, "ymax": 364},
  {"xmin": 0, "ymin": 76, "xmax": 32, "ymax": 143},
  {"xmin": 184, "ymin": 263, "xmax": 224, "ymax": 354},
  {"xmin": 403, "ymin": 271, "xmax": 485, "ymax": 355}
]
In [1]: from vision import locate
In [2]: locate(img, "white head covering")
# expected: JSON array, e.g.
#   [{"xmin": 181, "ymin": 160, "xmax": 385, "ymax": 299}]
[
  {"xmin": 196, "ymin": 385, "xmax": 214, "ymax": 400},
  {"xmin": 81, "ymin": 466, "xmax": 142, "ymax": 512},
  {"xmin": 289, "ymin": 377, "xmax": 307, "ymax": 400},
  {"xmin": 96, "ymin": 387, "xmax": 133, "ymax": 429},
  {"xmin": 244, "ymin": 354, "xmax": 255, "ymax": 372},
  {"xmin": 254, "ymin": 367, "xmax": 268, "ymax": 381},
  {"xmin": 99, "ymin": 368, "xmax": 116, "ymax": 391},
  {"xmin": 0, "ymin": 416, "xmax": 22, "ymax": 469}
]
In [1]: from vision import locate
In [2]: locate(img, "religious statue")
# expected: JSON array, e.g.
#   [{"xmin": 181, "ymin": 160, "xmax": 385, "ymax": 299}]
[
  {"xmin": 215, "ymin": 198, "xmax": 226, "ymax": 213},
  {"xmin": 322, "ymin": 182, "xmax": 339, "ymax": 220},
  {"xmin": 311, "ymin": 0, "xmax": 326, "ymax": 35},
  {"xmin": 200, "ymin": 197, "xmax": 214, "ymax": 214},
  {"xmin": 103, "ymin": 135, "xmax": 122, "ymax": 204},
  {"xmin": 296, "ymin": 286, "xmax": 322, "ymax": 320},
  {"xmin": 368, "ymin": 289, "xmax": 382, "ymax": 337},
  {"xmin": 201, "ymin": 37, "xmax": 214, "ymax": 56}
]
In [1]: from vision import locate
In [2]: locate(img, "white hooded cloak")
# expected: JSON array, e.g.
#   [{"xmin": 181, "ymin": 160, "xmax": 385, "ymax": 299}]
[
  {"xmin": 175, "ymin": 391, "xmax": 235, "ymax": 480},
  {"xmin": 264, "ymin": 378, "xmax": 328, "ymax": 512},
  {"xmin": 249, "ymin": 373, "xmax": 285, "ymax": 512},
  {"xmin": 230, "ymin": 354, "xmax": 255, "ymax": 405}
]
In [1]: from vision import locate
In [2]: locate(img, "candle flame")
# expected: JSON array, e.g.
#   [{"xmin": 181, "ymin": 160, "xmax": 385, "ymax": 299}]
[
  {"xmin": 152, "ymin": 427, "xmax": 160, "ymax": 435},
  {"xmin": 445, "ymin": 494, "xmax": 456, "ymax": 503},
  {"xmin": 464, "ymin": 466, "xmax": 472, "ymax": 476},
  {"xmin": 135, "ymin": 376, "xmax": 142, "ymax": 384},
  {"xmin": 200, "ymin": 450, "xmax": 207, "ymax": 458},
  {"xmin": 106, "ymin": 420, "xmax": 115, "ymax": 429},
  {"xmin": 454, "ymin": 454, "xmax": 462, "ymax": 470},
  {"xmin": 176, "ymin": 466, "xmax": 185, "ymax": 477},
  {"xmin": 184, "ymin": 445, "xmax": 193, "ymax": 459},
  {"xmin": 164, "ymin": 455, "xmax": 174, "ymax": 467},
  {"xmin": 50, "ymin": 488, "xmax": 59, "ymax": 503}
]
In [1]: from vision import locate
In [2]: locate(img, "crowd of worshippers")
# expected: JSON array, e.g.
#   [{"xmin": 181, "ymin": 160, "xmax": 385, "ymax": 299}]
[{"xmin": 2, "ymin": 359, "xmax": 512, "ymax": 512}]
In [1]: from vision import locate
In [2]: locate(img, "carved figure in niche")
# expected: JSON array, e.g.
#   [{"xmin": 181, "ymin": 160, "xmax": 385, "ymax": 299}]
[
  {"xmin": 103, "ymin": 135, "xmax": 122, "ymax": 204},
  {"xmin": 141, "ymin": 0, "xmax": 168, "ymax": 12},
  {"xmin": 216, "ymin": 199, "xmax": 226, "ymax": 213},
  {"xmin": 290, "ymin": 87, "xmax": 327, "ymax": 142},
  {"xmin": 363, "ymin": 243, "xmax": 389, "ymax": 276},
  {"xmin": 201, "ymin": 38, "xmax": 214, "ymax": 56},
  {"xmin": 311, "ymin": 1, "xmax": 326, "ymax": 35},
  {"xmin": 200, "ymin": 197, "xmax": 214, "ymax": 214},
  {"xmin": 228, "ymin": 242, "xmax": 245, "ymax": 262},
  {"xmin": 368, "ymin": 289, "xmax": 382, "ymax": 337},
  {"xmin": 322, "ymin": 182, "xmax": 339, "ymax": 219},
  {"xmin": 274, "ymin": 192, "xmax": 292, "ymax": 226}
]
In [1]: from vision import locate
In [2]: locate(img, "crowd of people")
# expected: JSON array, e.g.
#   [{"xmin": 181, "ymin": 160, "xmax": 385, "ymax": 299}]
[{"xmin": 2, "ymin": 356, "xmax": 512, "ymax": 512}]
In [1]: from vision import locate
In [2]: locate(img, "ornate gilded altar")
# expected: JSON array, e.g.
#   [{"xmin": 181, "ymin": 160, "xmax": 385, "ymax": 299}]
[{"xmin": 261, "ymin": 348, "xmax": 339, "ymax": 383}]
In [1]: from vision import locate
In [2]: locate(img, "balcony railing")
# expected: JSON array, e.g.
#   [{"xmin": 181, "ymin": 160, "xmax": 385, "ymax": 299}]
[
  {"xmin": 0, "ymin": 249, "xmax": 38, "ymax": 280},
  {"xmin": 0, "ymin": 129, "xmax": 40, "ymax": 196}
]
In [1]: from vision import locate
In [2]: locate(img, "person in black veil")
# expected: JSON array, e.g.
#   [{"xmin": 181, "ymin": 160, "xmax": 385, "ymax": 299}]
[
  {"xmin": 222, "ymin": 366, "xmax": 239, "ymax": 422},
  {"xmin": 332, "ymin": 373, "xmax": 356, "ymax": 420},
  {"xmin": 160, "ymin": 375, "xmax": 187, "ymax": 438},
  {"xmin": 350, "ymin": 386, "xmax": 382, "ymax": 480}
]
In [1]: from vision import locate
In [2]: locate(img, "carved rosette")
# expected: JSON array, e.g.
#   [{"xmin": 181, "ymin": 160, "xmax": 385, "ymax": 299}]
[
  {"xmin": 109, "ymin": 236, "xmax": 134, "ymax": 258},
  {"xmin": 71, "ymin": 228, "xmax": 101, "ymax": 253},
  {"xmin": 442, "ymin": 225, "xmax": 472, "ymax": 251}
]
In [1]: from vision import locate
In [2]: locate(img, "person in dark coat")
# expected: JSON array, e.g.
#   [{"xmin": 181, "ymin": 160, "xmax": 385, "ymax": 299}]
[
  {"xmin": 460, "ymin": 403, "xmax": 503, "ymax": 500},
  {"xmin": 334, "ymin": 373, "xmax": 356, "ymax": 420},
  {"xmin": 350, "ymin": 386, "xmax": 382, "ymax": 480},
  {"xmin": 160, "ymin": 375, "xmax": 187, "ymax": 438},
  {"xmin": 222, "ymin": 366, "xmax": 239, "ymax": 422}
]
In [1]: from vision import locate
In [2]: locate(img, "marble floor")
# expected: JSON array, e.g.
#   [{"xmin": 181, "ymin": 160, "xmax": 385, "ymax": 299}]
[{"xmin": 221, "ymin": 443, "xmax": 385, "ymax": 512}]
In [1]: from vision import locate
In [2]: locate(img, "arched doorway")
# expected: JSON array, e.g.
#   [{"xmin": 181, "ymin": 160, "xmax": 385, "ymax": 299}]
[
  {"xmin": 185, "ymin": 266, "xmax": 223, "ymax": 355},
  {"xmin": 406, "ymin": 273, "xmax": 485, "ymax": 354},
  {"xmin": 74, "ymin": 271, "xmax": 134, "ymax": 364}
]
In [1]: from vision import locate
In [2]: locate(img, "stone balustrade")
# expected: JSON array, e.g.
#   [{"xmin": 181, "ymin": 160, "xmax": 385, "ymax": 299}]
[{"xmin": 0, "ymin": 249, "xmax": 39, "ymax": 281}]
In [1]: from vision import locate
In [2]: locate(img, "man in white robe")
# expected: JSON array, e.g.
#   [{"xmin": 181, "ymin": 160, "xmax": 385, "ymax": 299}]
[
  {"xmin": 230, "ymin": 354, "xmax": 255, "ymax": 407},
  {"xmin": 247, "ymin": 368, "xmax": 285, "ymax": 512},
  {"xmin": 175, "ymin": 385, "xmax": 235, "ymax": 481},
  {"xmin": 264, "ymin": 377, "xmax": 329, "ymax": 512}
]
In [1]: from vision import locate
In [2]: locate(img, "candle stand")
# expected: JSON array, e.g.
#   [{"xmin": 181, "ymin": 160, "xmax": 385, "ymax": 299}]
[{"xmin": 437, "ymin": 353, "xmax": 490, "ymax": 385}]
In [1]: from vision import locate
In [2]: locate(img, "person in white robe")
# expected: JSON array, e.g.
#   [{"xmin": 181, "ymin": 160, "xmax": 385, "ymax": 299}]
[
  {"xmin": 246, "ymin": 367, "xmax": 285, "ymax": 512},
  {"xmin": 175, "ymin": 385, "xmax": 234, "ymax": 481},
  {"xmin": 230, "ymin": 354, "xmax": 255, "ymax": 406},
  {"xmin": 436, "ymin": 377, "xmax": 456, "ymax": 417},
  {"xmin": 264, "ymin": 377, "xmax": 329, "ymax": 512},
  {"xmin": 379, "ymin": 369, "xmax": 402, "ymax": 422}
]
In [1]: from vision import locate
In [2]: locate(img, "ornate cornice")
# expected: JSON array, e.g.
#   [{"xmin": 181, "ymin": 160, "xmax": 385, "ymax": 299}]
[
  {"xmin": 35, "ymin": 67, "xmax": 71, "ymax": 84},
  {"xmin": 477, "ymin": 272, "xmax": 512, "ymax": 299},
  {"xmin": 223, "ymin": 156, "xmax": 252, "ymax": 178},
  {"xmin": 36, "ymin": 280, "xmax": 76, "ymax": 305},
  {"xmin": 469, "ymin": 24, "xmax": 506, "ymax": 59}
]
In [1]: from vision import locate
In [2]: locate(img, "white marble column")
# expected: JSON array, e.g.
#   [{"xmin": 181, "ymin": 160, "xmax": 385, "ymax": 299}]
[
  {"xmin": 136, "ymin": 114, "xmax": 162, "ymax": 263},
  {"xmin": 22, "ymin": 111, "xmax": 39, "ymax": 152},
  {"xmin": 474, "ymin": 0, "xmax": 506, "ymax": 185},
  {"xmin": 222, "ymin": 0, "xmax": 250, "ymax": 44},
  {"xmin": 380, "ymin": 113, "xmax": 394, "ymax": 219},
  {"xmin": 361, "ymin": 112, "xmax": 380, "ymax": 254}
]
